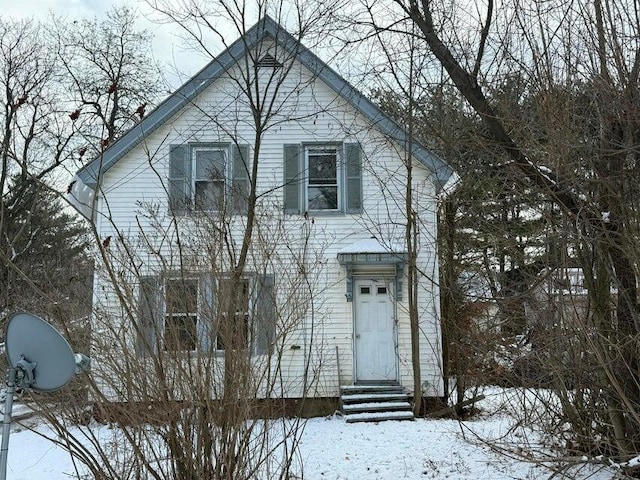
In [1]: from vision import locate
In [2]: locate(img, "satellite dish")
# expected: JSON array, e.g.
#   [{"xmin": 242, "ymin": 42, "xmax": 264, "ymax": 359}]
[
  {"xmin": 0, "ymin": 312, "xmax": 90, "ymax": 480},
  {"xmin": 5, "ymin": 312, "xmax": 76, "ymax": 392}
]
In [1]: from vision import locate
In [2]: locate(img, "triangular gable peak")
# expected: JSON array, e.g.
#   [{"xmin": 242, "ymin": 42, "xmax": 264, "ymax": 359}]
[{"xmin": 75, "ymin": 15, "xmax": 453, "ymax": 191}]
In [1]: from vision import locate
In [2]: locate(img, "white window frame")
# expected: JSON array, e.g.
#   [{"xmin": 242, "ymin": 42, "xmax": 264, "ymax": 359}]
[
  {"xmin": 192, "ymin": 145, "xmax": 229, "ymax": 212},
  {"xmin": 163, "ymin": 277, "xmax": 200, "ymax": 353},
  {"xmin": 159, "ymin": 274, "xmax": 262, "ymax": 355},
  {"xmin": 215, "ymin": 276, "xmax": 252, "ymax": 352},
  {"xmin": 305, "ymin": 145, "xmax": 342, "ymax": 212}
]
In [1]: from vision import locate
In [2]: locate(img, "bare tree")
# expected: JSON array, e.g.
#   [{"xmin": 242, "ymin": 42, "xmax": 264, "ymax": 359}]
[
  {"xmin": 45, "ymin": 3, "xmax": 357, "ymax": 478},
  {"xmin": 0, "ymin": 7, "xmax": 162, "ymax": 317},
  {"xmin": 0, "ymin": 10, "xmax": 167, "ymax": 476},
  {"xmin": 0, "ymin": 18, "xmax": 89, "ymax": 322},
  {"xmin": 52, "ymin": 6, "xmax": 164, "ymax": 154},
  {"xmin": 343, "ymin": 0, "xmax": 640, "ymax": 466}
]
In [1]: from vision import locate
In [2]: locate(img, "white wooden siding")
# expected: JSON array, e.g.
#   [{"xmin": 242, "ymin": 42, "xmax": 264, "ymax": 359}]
[{"xmin": 90, "ymin": 52, "xmax": 443, "ymax": 400}]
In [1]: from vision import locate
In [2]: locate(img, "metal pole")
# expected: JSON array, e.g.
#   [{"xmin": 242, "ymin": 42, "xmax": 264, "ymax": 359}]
[{"xmin": 0, "ymin": 367, "xmax": 16, "ymax": 480}]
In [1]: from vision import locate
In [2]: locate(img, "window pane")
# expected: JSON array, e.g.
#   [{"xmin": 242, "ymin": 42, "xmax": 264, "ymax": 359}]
[
  {"xmin": 195, "ymin": 181, "xmax": 224, "ymax": 210},
  {"xmin": 307, "ymin": 147, "xmax": 339, "ymax": 210},
  {"xmin": 166, "ymin": 279, "xmax": 198, "ymax": 312},
  {"xmin": 195, "ymin": 149, "xmax": 225, "ymax": 180},
  {"xmin": 216, "ymin": 279, "xmax": 250, "ymax": 350},
  {"xmin": 165, "ymin": 279, "xmax": 198, "ymax": 351},
  {"xmin": 218, "ymin": 278, "xmax": 250, "ymax": 313},
  {"xmin": 216, "ymin": 314, "xmax": 249, "ymax": 350},
  {"xmin": 308, "ymin": 149, "xmax": 337, "ymax": 185},
  {"xmin": 165, "ymin": 315, "xmax": 197, "ymax": 351},
  {"xmin": 308, "ymin": 186, "xmax": 338, "ymax": 210}
]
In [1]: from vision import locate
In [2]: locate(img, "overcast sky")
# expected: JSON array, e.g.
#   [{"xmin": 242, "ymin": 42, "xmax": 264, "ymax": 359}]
[
  {"xmin": 0, "ymin": 0, "xmax": 364, "ymax": 96},
  {"xmin": 0, "ymin": 0, "xmax": 216, "ymax": 87},
  {"xmin": 0, "ymin": 0, "xmax": 110, "ymax": 19}
]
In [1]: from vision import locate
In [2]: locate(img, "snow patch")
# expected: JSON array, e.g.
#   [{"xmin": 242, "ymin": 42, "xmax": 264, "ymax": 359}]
[
  {"xmin": 5, "ymin": 390, "xmax": 622, "ymax": 480},
  {"xmin": 337, "ymin": 238, "xmax": 405, "ymax": 254}
]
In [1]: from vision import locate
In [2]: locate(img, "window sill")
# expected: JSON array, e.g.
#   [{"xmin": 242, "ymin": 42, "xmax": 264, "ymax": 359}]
[
  {"xmin": 170, "ymin": 210, "xmax": 248, "ymax": 218},
  {"xmin": 142, "ymin": 349, "xmax": 263, "ymax": 359},
  {"xmin": 158, "ymin": 350, "xmax": 229, "ymax": 359},
  {"xmin": 305, "ymin": 210, "xmax": 347, "ymax": 217}
]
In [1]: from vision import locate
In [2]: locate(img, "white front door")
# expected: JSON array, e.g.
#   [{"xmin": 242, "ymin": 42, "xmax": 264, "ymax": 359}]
[{"xmin": 354, "ymin": 279, "xmax": 397, "ymax": 382}]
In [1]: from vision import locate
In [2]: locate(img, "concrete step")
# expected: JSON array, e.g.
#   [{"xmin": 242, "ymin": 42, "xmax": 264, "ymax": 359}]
[
  {"xmin": 343, "ymin": 401, "xmax": 412, "ymax": 414},
  {"xmin": 345, "ymin": 410, "xmax": 415, "ymax": 423},
  {"xmin": 340, "ymin": 384, "xmax": 414, "ymax": 423},
  {"xmin": 340, "ymin": 384, "xmax": 403, "ymax": 395},
  {"xmin": 341, "ymin": 392, "xmax": 408, "ymax": 404}
]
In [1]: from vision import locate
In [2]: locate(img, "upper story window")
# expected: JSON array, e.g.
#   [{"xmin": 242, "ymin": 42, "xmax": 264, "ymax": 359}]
[
  {"xmin": 306, "ymin": 146, "xmax": 339, "ymax": 211},
  {"xmin": 284, "ymin": 142, "xmax": 362, "ymax": 215},
  {"xmin": 168, "ymin": 142, "xmax": 250, "ymax": 215},
  {"xmin": 194, "ymin": 147, "xmax": 226, "ymax": 211}
]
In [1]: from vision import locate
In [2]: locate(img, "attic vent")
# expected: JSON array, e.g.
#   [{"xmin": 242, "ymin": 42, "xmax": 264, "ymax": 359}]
[{"xmin": 255, "ymin": 53, "xmax": 282, "ymax": 68}]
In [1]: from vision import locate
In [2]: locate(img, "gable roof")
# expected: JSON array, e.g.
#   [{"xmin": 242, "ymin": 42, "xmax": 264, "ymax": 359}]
[{"xmin": 76, "ymin": 15, "xmax": 454, "ymax": 191}]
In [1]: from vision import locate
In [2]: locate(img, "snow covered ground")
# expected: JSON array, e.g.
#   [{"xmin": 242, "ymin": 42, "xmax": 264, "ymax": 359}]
[{"xmin": 3, "ymin": 390, "xmax": 626, "ymax": 479}]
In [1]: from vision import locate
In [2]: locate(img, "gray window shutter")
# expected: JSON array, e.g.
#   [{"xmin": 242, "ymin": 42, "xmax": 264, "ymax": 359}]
[
  {"xmin": 283, "ymin": 144, "xmax": 301, "ymax": 213},
  {"xmin": 345, "ymin": 143, "xmax": 362, "ymax": 214},
  {"xmin": 254, "ymin": 275, "xmax": 275, "ymax": 355},
  {"xmin": 232, "ymin": 144, "xmax": 250, "ymax": 213},
  {"xmin": 168, "ymin": 144, "xmax": 191, "ymax": 214},
  {"xmin": 137, "ymin": 276, "xmax": 159, "ymax": 357},
  {"xmin": 198, "ymin": 273, "xmax": 216, "ymax": 353}
]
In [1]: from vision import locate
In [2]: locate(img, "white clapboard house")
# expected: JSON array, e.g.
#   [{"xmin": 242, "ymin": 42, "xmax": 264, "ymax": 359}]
[{"xmin": 70, "ymin": 16, "xmax": 454, "ymax": 421}]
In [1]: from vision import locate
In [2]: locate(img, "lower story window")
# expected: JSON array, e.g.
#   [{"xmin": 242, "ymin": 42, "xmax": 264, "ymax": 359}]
[
  {"xmin": 216, "ymin": 278, "xmax": 250, "ymax": 350},
  {"xmin": 164, "ymin": 278, "xmax": 198, "ymax": 351},
  {"xmin": 137, "ymin": 273, "xmax": 274, "ymax": 355}
]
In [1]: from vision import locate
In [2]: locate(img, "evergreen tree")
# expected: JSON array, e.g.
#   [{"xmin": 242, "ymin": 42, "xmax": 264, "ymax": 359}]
[{"xmin": 1, "ymin": 175, "xmax": 92, "ymax": 335}]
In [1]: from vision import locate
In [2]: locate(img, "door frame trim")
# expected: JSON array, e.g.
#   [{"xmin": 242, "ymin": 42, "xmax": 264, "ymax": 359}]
[
  {"xmin": 352, "ymin": 277, "xmax": 399, "ymax": 382},
  {"xmin": 337, "ymin": 252, "xmax": 407, "ymax": 302}
]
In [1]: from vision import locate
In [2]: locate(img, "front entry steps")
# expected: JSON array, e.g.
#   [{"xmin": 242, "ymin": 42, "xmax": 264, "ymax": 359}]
[{"xmin": 340, "ymin": 384, "xmax": 414, "ymax": 423}]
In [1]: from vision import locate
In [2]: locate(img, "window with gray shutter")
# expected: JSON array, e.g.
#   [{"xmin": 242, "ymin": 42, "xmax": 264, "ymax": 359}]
[
  {"xmin": 168, "ymin": 142, "xmax": 250, "ymax": 215},
  {"xmin": 141, "ymin": 272, "xmax": 273, "ymax": 355},
  {"xmin": 284, "ymin": 142, "xmax": 363, "ymax": 214}
]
